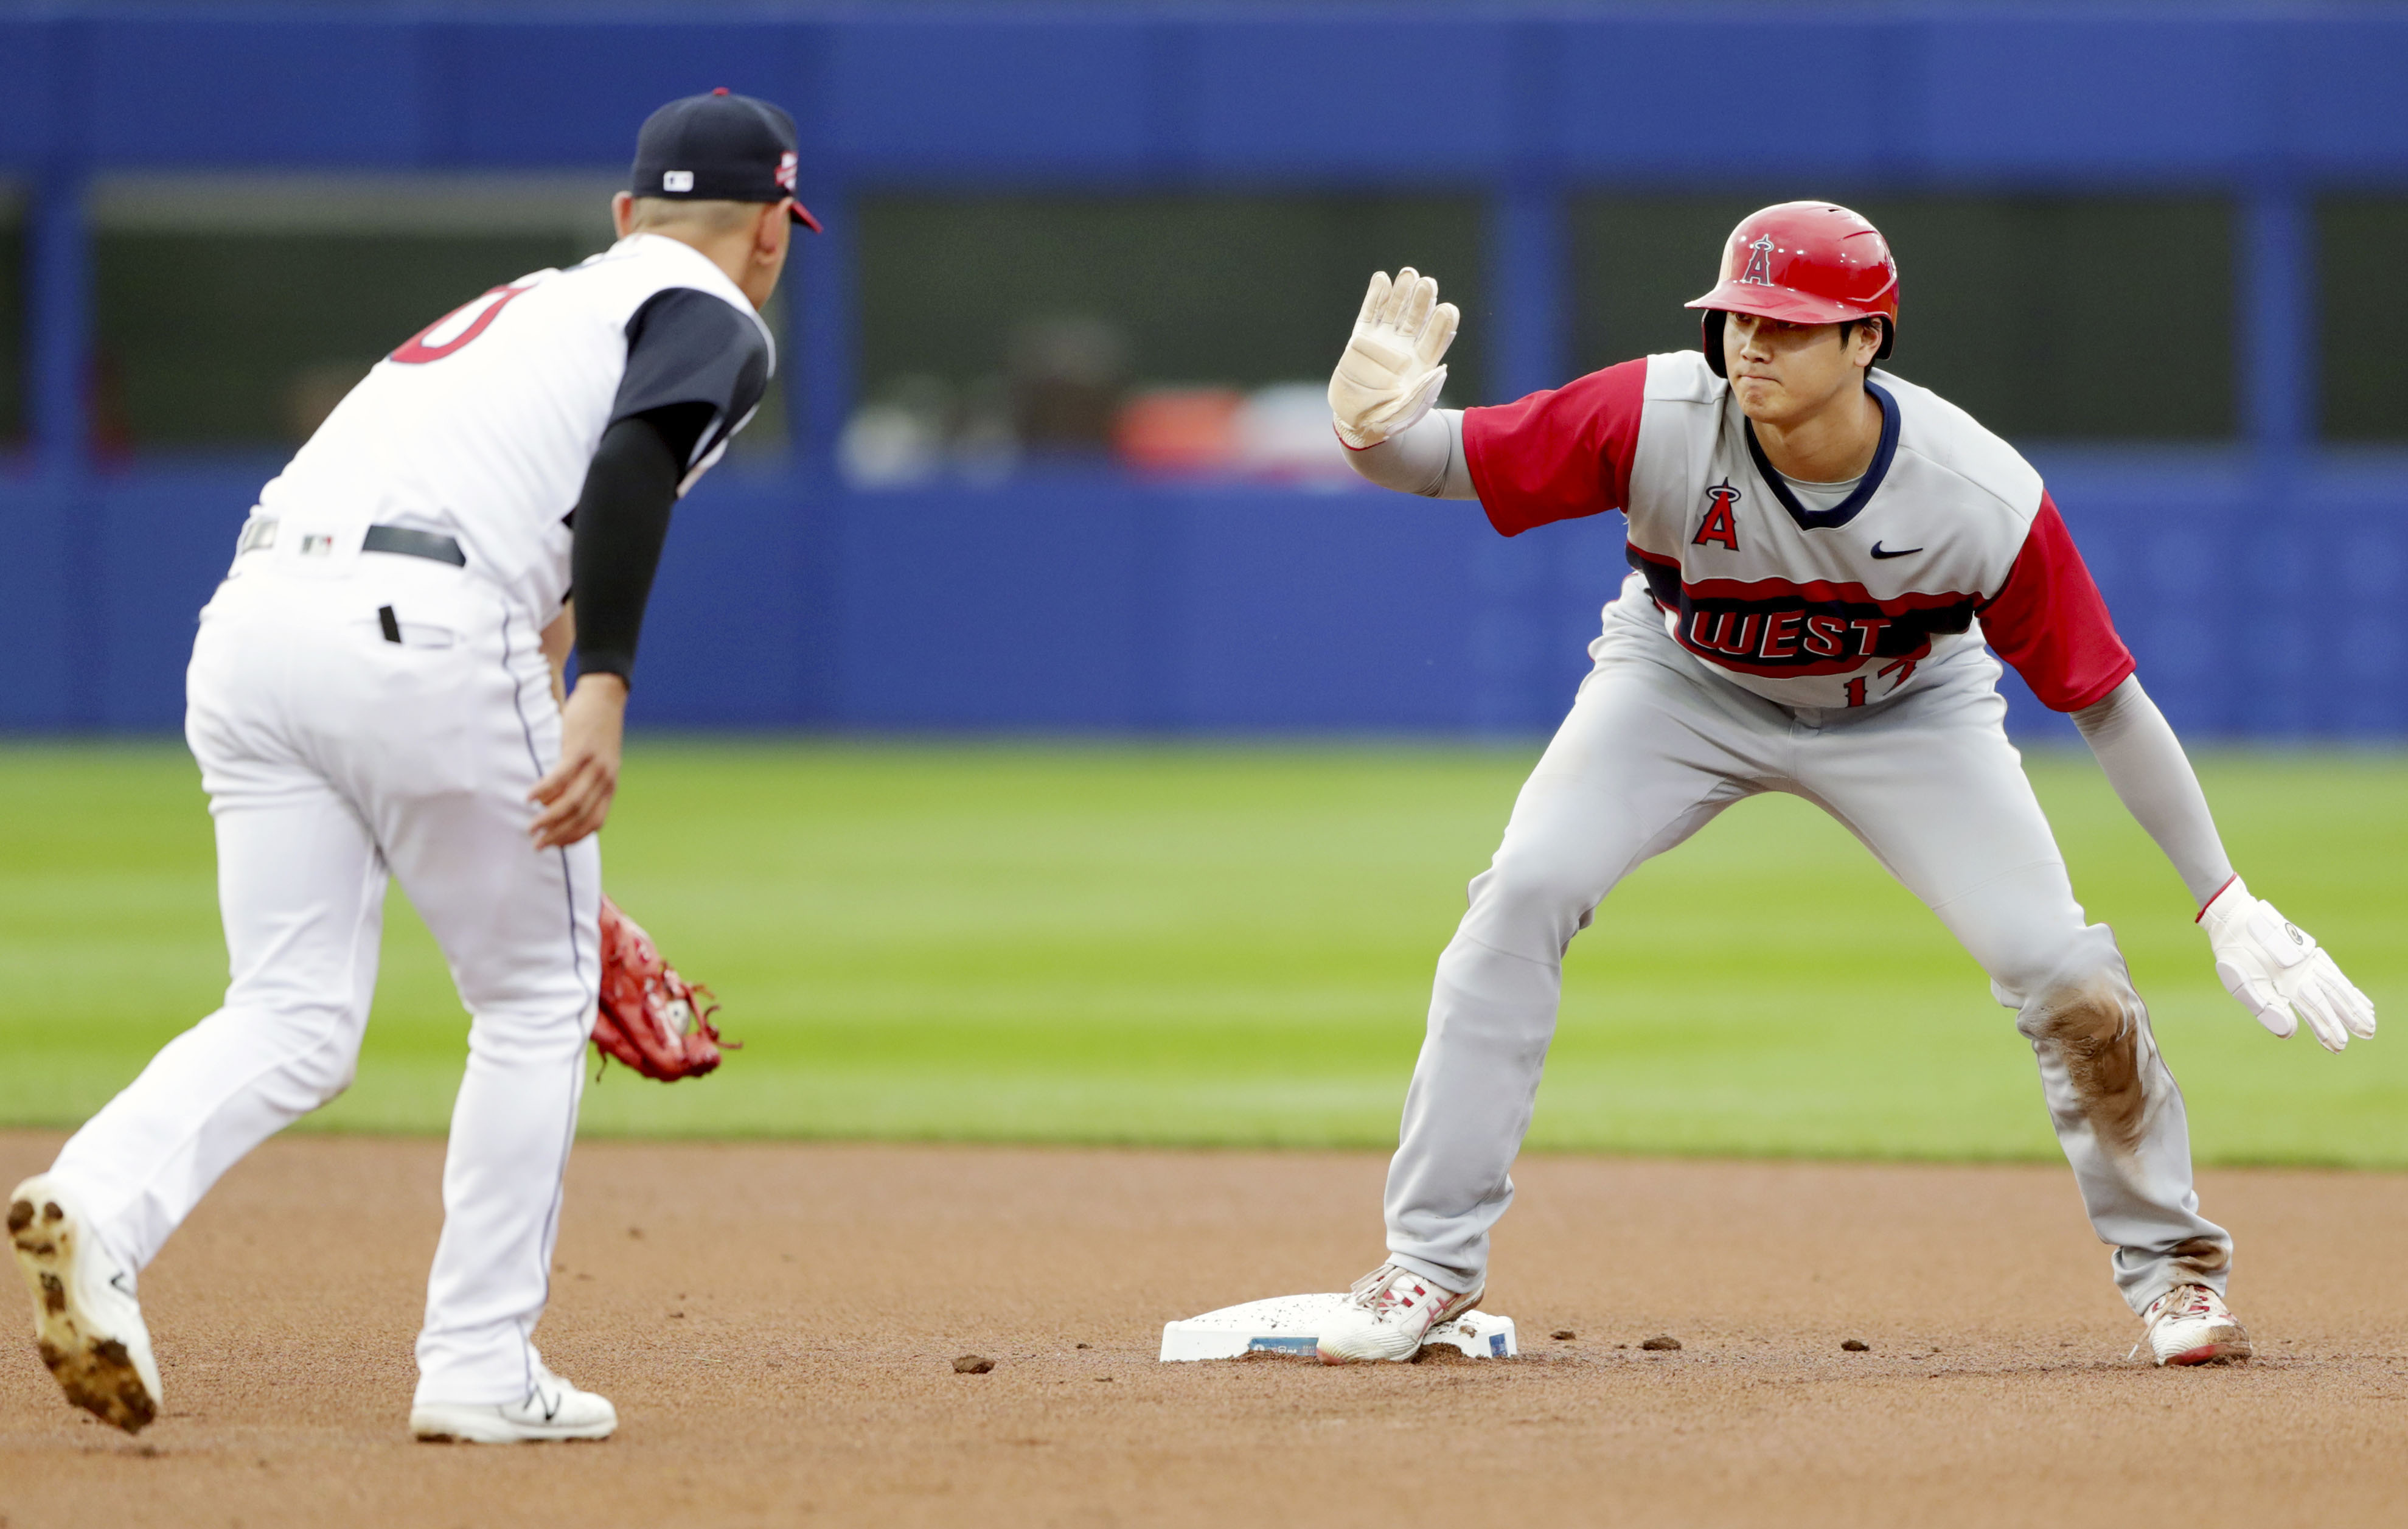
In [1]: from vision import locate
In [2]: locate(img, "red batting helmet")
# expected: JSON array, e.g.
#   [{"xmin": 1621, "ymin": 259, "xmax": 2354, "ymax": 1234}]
[{"xmin": 1686, "ymin": 201, "xmax": 1898, "ymax": 377}]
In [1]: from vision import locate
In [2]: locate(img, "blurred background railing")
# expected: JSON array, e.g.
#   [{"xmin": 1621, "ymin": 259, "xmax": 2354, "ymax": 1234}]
[{"xmin": 1, "ymin": 5, "xmax": 2404, "ymax": 736}]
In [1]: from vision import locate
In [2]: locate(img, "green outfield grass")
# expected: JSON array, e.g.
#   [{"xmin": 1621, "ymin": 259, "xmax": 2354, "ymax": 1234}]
[{"xmin": 3, "ymin": 739, "xmax": 2403, "ymax": 1165}]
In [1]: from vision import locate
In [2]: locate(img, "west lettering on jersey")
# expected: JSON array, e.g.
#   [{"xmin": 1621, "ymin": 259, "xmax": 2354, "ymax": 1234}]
[{"xmin": 1632, "ymin": 546, "xmax": 1975, "ymax": 677}]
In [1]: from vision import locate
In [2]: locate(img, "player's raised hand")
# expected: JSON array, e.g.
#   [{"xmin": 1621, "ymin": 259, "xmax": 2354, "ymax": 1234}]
[
  {"xmin": 1329, "ymin": 268, "xmax": 1460, "ymax": 450},
  {"xmin": 529, "ymin": 674, "xmax": 628, "ymax": 849},
  {"xmin": 2199, "ymin": 877, "xmax": 2376, "ymax": 1053}
]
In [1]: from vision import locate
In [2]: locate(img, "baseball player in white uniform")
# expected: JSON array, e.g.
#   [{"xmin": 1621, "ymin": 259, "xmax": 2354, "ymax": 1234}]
[
  {"xmin": 9, "ymin": 91, "xmax": 818, "ymax": 1441},
  {"xmin": 1310, "ymin": 202, "xmax": 2376, "ymax": 1367}
]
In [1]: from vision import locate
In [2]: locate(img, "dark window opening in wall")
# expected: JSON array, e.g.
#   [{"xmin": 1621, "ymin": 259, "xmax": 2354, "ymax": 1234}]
[
  {"xmin": 1571, "ymin": 195, "xmax": 2236, "ymax": 444},
  {"xmin": 0, "ymin": 190, "xmax": 24, "ymax": 447},
  {"xmin": 2319, "ymin": 197, "xmax": 2408, "ymax": 444},
  {"xmin": 851, "ymin": 193, "xmax": 1483, "ymax": 484},
  {"xmin": 88, "ymin": 175, "xmax": 789, "ymax": 460}
]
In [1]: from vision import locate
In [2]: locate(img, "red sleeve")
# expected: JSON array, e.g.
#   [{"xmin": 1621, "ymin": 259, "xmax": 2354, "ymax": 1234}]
[
  {"xmin": 1979, "ymin": 493, "xmax": 2135, "ymax": 712},
  {"xmin": 1461, "ymin": 359, "xmax": 1647, "ymax": 538}
]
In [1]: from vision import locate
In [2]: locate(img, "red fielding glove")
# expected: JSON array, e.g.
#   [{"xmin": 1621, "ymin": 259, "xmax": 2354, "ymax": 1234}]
[{"xmin": 591, "ymin": 894, "xmax": 731, "ymax": 1081}]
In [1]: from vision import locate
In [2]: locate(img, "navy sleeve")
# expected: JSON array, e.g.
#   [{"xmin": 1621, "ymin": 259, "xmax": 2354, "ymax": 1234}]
[
  {"xmin": 611, "ymin": 287, "xmax": 771, "ymax": 467},
  {"xmin": 568, "ymin": 412, "xmax": 687, "ymax": 686}
]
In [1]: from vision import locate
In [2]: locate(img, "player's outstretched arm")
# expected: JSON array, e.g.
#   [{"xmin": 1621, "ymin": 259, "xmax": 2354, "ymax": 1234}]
[
  {"xmin": 1330, "ymin": 269, "xmax": 1473, "ymax": 498},
  {"xmin": 1346, "ymin": 409, "xmax": 1474, "ymax": 498},
  {"xmin": 2073, "ymin": 676, "xmax": 2376, "ymax": 1051}
]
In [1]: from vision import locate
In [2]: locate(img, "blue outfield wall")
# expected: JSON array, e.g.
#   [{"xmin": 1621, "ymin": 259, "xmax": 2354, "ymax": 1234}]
[
  {"xmin": 9, "ymin": 455, "xmax": 2405, "ymax": 741},
  {"xmin": 4, "ymin": 5, "xmax": 2408, "ymax": 737}
]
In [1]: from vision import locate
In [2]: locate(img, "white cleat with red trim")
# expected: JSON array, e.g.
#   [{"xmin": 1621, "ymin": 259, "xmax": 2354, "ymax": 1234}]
[
  {"xmin": 2139, "ymin": 1283, "xmax": 2253, "ymax": 1366},
  {"xmin": 1315, "ymin": 1262, "xmax": 1483, "ymax": 1364}
]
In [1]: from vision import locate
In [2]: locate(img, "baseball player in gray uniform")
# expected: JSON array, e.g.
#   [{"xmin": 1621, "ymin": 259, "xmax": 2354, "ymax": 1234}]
[
  {"xmin": 1310, "ymin": 201, "xmax": 2376, "ymax": 1367},
  {"xmin": 9, "ymin": 90, "xmax": 816, "ymax": 1441}
]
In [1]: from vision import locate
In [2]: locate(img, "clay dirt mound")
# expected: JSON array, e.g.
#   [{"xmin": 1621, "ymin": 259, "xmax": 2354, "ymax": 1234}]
[{"xmin": 4, "ymin": 1132, "xmax": 2406, "ymax": 1528}]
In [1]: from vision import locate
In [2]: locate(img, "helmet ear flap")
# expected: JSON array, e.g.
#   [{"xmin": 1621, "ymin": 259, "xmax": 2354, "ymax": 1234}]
[{"xmin": 1873, "ymin": 315, "xmax": 1895, "ymax": 362}]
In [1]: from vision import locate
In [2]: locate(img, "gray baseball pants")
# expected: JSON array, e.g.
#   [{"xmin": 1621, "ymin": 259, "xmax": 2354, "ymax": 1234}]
[{"xmin": 1384, "ymin": 588, "xmax": 2229, "ymax": 1314}]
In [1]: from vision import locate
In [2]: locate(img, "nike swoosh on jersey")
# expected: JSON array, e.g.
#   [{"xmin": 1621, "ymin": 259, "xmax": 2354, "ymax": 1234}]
[{"xmin": 1868, "ymin": 542, "xmax": 1923, "ymax": 559}]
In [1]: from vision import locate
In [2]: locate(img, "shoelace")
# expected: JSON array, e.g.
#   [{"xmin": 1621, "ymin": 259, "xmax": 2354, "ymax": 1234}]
[
  {"xmin": 2128, "ymin": 1283, "xmax": 2219, "ymax": 1360},
  {"xmin": 1345, "ymin": 1262, "xmax": 1444, "ymax": 1318}
]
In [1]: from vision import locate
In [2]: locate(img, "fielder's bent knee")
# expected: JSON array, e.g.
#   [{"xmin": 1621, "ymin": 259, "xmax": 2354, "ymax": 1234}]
[
  {"xmin": 462, "ymin": 992, "xmax": 600, "ymax": 1065},
  {"xmin": 1459, "ymin": 855, "xmax": 1604, "ymax": 963},
  {"xmin": 191, "ymin": 1001, "xmax": 364, "ymax": 1098}
]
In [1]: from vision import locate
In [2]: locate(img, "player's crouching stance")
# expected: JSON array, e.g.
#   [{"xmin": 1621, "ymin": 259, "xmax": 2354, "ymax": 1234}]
[
  {"xmin": 10, "ymin": 91, "xmax": 816, "ymax": 1441},
  {"xmin": 1310, "ymin": 203, "xmax": 2375, "ymax": 1370}
]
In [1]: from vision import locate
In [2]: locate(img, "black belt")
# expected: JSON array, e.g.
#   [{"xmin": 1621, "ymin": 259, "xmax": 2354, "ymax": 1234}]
[{"xmin": 362, "ymin": 524, "xmax": 467, "ymax": 567}]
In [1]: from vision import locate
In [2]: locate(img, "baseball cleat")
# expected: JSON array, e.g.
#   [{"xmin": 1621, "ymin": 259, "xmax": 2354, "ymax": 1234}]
[
  {"xmin": 411, "ymin": 1363, "xmax": 617, "ymax": 1443},
  {"xmin": 2138, "ymin": 1282, "xmax": 2252, "ymax": 1366},
  {"xmin": 9, "ymin": 1174, "xmax": 162, "ymax": 1434},
  {"xmin": 1315, "ymin": 1261, "xmax": 1482, "ymax": 1364}
]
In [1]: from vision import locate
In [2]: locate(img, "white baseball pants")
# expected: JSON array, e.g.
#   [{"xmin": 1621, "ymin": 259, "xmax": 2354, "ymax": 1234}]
[
  {"xmin": 50, "ymin": 547, "xmax": 598, "ymax": 1407},
  {"xmin": 1385, "ymin": 580, "xmax": 2230, "ymax": 1313}
]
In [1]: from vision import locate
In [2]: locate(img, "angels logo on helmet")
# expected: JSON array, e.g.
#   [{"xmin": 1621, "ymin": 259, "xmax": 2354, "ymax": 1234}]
[{"xmin": 1739, "ymin": 235, "xmax": 1777, "ymax": 286}]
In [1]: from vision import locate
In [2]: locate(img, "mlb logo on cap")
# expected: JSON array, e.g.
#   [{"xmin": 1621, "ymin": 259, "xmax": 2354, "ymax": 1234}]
[{"xmin": 662, "ymin": 171, "xmax": 694, "ymax": 192}]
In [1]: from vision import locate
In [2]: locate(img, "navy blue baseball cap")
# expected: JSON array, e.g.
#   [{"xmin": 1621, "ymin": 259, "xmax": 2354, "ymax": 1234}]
[{"xmin": 630, "ymin": 88, "xmax": 822, "ymax": 232}]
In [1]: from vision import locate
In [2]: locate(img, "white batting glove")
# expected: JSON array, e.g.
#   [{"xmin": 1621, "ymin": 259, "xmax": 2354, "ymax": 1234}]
[
  {"xmin": 2199, "ymin": 876, "xmax": 2376, "ymax": 1053},
  {"xmin": 1329, "ymin": 268, "xmax": 1460, "ymax": 450}
]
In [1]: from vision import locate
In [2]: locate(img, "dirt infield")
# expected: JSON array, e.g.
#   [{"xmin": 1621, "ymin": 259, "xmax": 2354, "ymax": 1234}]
[{"xmin": 4, "ymin": 1132, "xmax": 2407, "ymax": 1528}]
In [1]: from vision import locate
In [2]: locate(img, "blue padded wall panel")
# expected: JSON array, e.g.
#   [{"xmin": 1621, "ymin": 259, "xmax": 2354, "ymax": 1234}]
[
  {"xmin": 19, "ymin": 472, "xmax": 2408, "ymax": 737},
  {"xmin": 1452, "ymin": 515, "xmax": 1624, "ymax": 736},
  {"xmin": 86, "ymin": 19, "xmax": 426, "ymax": 167},
  {"xmin": 2118, "ymin": 503, "xmax": 2250, "ymax": 739},
  {"xmin": 2271, "ymin": 18, "xmax": 2408, "ymax": 173},
  {"xmin": 826, "ymin": 20, "xmax": 1155, "ymax": 175},
  {"xmin": 0, "ymin": 10, "xmax": 2387, "ymax": 182},
  {"xmin": 0, "ymin": 21, "xmax": 67, "ymax": 166},
  {"xmin": 2297, "ymin": 483, "xmax": 2408, "ymax": 736},
  {"xmin": 2030, "ymin": 461, "xmax": 2248, "ymax": 740},
  {"xmin": 0, "ymin": 481, "xmax": 78, "ymax": 728},
  {"xmin": 1180, "ymin": 18, "xmax": 1514, "ymax": 177},
  {"xmin": 830, "ymin": 481, "xmax": 1157, "ymax": 728},
  {"xmin": 625, "ymin": 473, "xmax": 812, "ymax": 728},
  {"xmin": 1166, "ymin": 489, "xmax": 1484, "ymax": 730},
  {"xmin": 426, "ymin": 23, "xmax": 809, "ymax": 169},
  {"xmin": 1918, "ymin": 16, "xmax": 2252, "ymax": 176},
  {"xmin": 1549, "ymin": 18, "xmax": 1895, "ymax": 177},
  {"xmin": 91, "ymin": 469, "xmax": 258, "ymax": 730}
]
